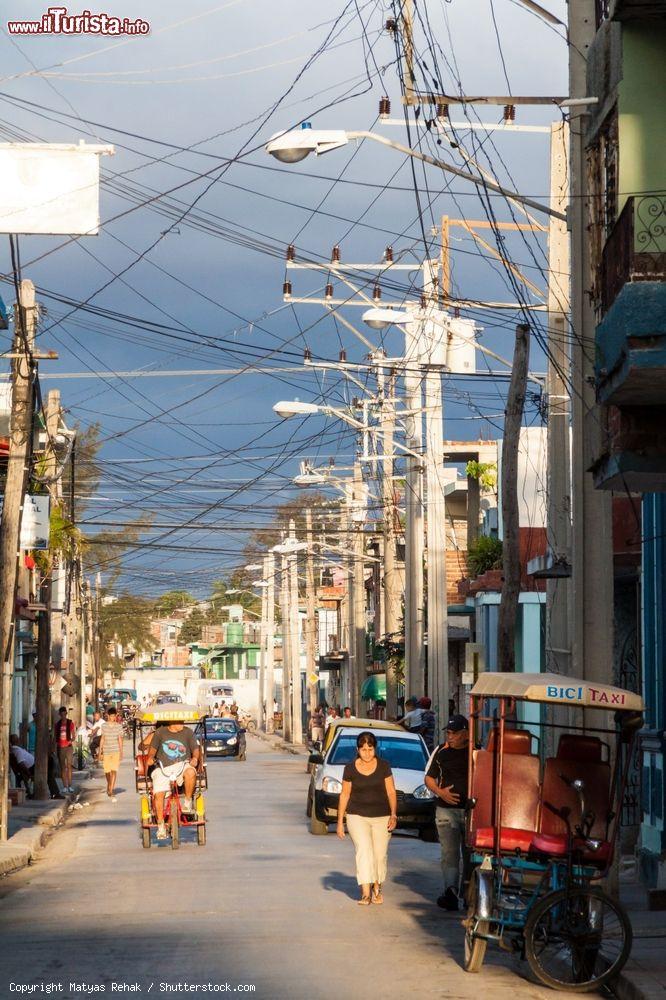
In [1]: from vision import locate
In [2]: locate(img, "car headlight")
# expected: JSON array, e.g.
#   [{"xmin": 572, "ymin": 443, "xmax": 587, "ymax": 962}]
[
  {"xmin": 413, "ymin": 783, "xmax": 435, "ymax": 800},
  {"xmin": 322, "ymin": 777, "xmax": 342, "ymax": 794},
  {"xmin": 226, "ymin": 737, "xmax": 237, "ymax": 746}
]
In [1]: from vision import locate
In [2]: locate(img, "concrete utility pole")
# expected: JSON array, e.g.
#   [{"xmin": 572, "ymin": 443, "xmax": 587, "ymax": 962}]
[
  {"xmin": 423, "ymin": 316, "xmax": 449, "ymax": 726},
  {"xmin": 352, "ymin": 463, "xmax": 366, "ymax": 715},
  {"xmin": 498, "ymin": 324, "xmax": 530, "ymax": 672},
  {"xmin": 380, "ymin": 369, "xmax": 401, "ymax": 719},
  {"xmin": 279, "ymin": 549, "xmax": 292, "ymax": 742},
  {"xmin": 257, "ymin": 556, "xmax": 268, "ymax": 733},
  {"xmin": 304, "ymin": 508, "xmax": 318, "ymax": 715},
  {"xmin": 0, "ymin": 280, "xmax": 36, "ymax": 840},
  {"xmin": 34, "ymin": 389, "xmax": 61, "ymax": 800},
  {"xmin": 93, "ymin": 571, "xmax": 101, "ymax": 704},
  {"xmin": 288, "ymin": 520, "xmax": 303, "ymax": 745},
  {"xmin": 546, "ymin": 121, "xmax": 572, "ymax": 674},
  {"xmin": 568, "ymin": 1, "xmax": 614, "ymax": 689},
  {"xmin": 403, "ymin": 326, "xmax": 425, "ymax": 700},
  {"xmin": 264, "ymin": 552, "xmax": 275, "ymax": 734}
]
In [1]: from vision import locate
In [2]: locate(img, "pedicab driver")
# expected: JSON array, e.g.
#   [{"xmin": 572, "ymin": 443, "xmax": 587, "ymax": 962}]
[{"xmin": 147, "ymin": 718, "xmax": 200, "ymax": 840}]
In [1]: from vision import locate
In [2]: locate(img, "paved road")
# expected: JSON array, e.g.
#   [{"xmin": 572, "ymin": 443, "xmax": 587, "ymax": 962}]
[{"xmin": 0, "ymin": 737, "xmax": 599, "ymax": 999}]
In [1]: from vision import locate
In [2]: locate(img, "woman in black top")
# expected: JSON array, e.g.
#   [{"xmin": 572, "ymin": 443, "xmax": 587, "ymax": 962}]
[{"xmin": 337, "ymin": 731, "xmax": 398, "ymax": 905}]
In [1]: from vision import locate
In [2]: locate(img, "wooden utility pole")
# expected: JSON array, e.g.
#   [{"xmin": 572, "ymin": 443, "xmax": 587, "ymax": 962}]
[
  {"xmin": 34, "ymin": 389, "xmax": 60, "ymax": 800},
  {"xmin": 264, "ymin": 552, "xmax": 275, "ymax": 734},
  {"xmin": 304, "ymin": 509, "xmax": 318, "ymax": 715},
  {"xmin": 0, "ymin": 280, "xmax": 36, "ymax": 840},
  {"xmin": 546, "ymin": 121, "xmax": 572, "ymax": 674},
  {"xmin": 498, "ymin": 324, "xmax": 530, "ymax": 673},
  {"xmin": 288, "ymin": 520, "xmax": 303, "ymax": 745}
]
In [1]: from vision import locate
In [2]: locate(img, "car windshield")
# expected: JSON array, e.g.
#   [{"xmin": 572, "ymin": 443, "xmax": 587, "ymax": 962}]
[
  {"xmin": 328, "ymin": 734, "xmax": 427, "ymax": 770},
  {"xmin": 205, "ymin": 721, "xmax": 237, "ymax": 735}
]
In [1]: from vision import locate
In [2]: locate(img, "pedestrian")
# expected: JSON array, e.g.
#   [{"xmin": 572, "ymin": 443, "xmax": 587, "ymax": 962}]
[
  {"xmin": 89, "ymin": 711, "xmax": 105, "ymax": 761},
  {"xmin": 9, "ymin": 735, "xmax": 62, "ymax": 799},
  {"xmin": 424, "ymin": 713, "xmax": 470, "ymax": 911},
  {"xmin": 27, "ymin": 711, "xmax": 37, "ymax": 754},
  {"xmin": 99, "ymin": 706, "xmax": 123, "ymax": 801},
  {"xmin": 399, "ymin": 697, "xmax": 424, "ymax": 732},
  {"xmin": 230, "ymin": 701, "xmax": 239, "ymax": 719},
  {"xmin": 336, "ymin": 731, "xmax": 398, "ymax": 906},
  {"xmin": 212, "ymin": 702, "xmax": 221, "ymax": 717},
  {"xmin": 54, "ymin": 706, "xmax": 76, "ymax": 793},
  {"xmin": 325, "ymin": 706, "xmax": 339, "ymax": 731},
  {"xmin": 310, "ymin": 704, "xmax": 326, "ymax": 745},
  {"xmin": 343, "ymin": 706, "xmax": 354, "ymax": 719},
  {"xmin": 418, "ymin": 697, "xmax": 436, "ymax": 752}
]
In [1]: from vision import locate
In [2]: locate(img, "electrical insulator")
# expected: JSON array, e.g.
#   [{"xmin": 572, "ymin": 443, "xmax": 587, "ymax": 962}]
[
  {"xmin": 339, "ymin": 349, "xmax": 347, "ymax": 363},
  {"xmin": 504, "ymin": 104, "xmax": 516, "ymax": 123},
  {"xmin": 286, "ymin": 244, "xmax": 295, "ymax": 261},
  {"xmin": 283, "ymin": 280, "xmax": 292, "ymax": 298},
  {"xmin": 436, "ymin": 101, "xmax": 449, "ymax": 119},
  {"xmin": 331, "ymin": 245, "xmax": 341, "ymax": 263},
  {"xmin": 384, "ymin": 245, "xmax": 393, "ymax": 262},
  {"xmin": 420, "ymin": 293, "xmax": 427, "ymax": 309},
  {"xmin": 379, "ymin": 96, "xmax": 391, "ymax": 118},
  {"xmin": 325, "ymin": 283, "xmax": 333, "ymax": 299},
  {"xmin": 453, "ymin": 306, "xmax": 460, "ymax": 318},
  {"xmin": 304, "ymin": 348, "xmax": 312, "ymax": 362},
  {"xmin": 373, "ymin": 284, "xmax": 381, "ymax": 301},
  {"xmin": 385, "ymin": 18, "xmax": 396, "ymax": 32}
]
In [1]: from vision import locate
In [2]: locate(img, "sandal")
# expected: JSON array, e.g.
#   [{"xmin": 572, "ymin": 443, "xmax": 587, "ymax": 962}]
[
  {"xmin": 357, "ymin": 895, "xmax": 372, "ymax": 906},
  {"xmin": 372, "ymin": 886, "xmax": 384, "ymax": 905}
]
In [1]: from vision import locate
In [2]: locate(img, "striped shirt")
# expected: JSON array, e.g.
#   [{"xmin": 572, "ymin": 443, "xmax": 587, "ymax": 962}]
[{"xmin": 101, "ymin": 721, "xmax": 123, "ymax": 754}]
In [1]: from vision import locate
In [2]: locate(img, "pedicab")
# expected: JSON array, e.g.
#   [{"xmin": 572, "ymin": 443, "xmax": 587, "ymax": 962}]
[
  {"xmin": 133, "ymin": 702, "xmax": 208, "ymax": 849},
  {"xmin": 462, "ymin": 672, "xmax": 643, "ymax": 992}
]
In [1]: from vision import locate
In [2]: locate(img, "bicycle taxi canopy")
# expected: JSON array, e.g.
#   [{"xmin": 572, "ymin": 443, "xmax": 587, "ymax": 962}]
[
  {"xmin": 138, "ymin": 703, "xmax": 202, "ymax": 725},
  {"xmin": 470, "ymin": 672, "xmax": 643, "ymax": 713}
]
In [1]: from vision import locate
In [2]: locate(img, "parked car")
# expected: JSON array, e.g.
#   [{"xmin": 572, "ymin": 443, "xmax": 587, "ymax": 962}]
[
  {"xmin": 197, "ymin": 717, "xmax": 246, "ymax": 760},
  {"xmin": 306, "ymin": 719, "xmax": 436, "ymax": 838}
]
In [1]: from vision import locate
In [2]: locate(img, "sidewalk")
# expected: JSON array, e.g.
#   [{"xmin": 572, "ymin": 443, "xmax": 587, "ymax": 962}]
[
  {"xmin": 614, "ymin": 877, "xmax": 666, "ymax": 1000},
  {"xmin": 0, "ymin": 766, "xmax": 101, "ymax": 877},
  {"xmin": 252, "ymin": 728, "xmax": 309, "ymax": 757}
]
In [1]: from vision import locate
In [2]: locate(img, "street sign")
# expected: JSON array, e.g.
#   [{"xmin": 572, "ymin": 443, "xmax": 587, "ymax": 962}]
[{"xmin": 308, "ymin": 672, "xmax": 319, "ymax": 686}]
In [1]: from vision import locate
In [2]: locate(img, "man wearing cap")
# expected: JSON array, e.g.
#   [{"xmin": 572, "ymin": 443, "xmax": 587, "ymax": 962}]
[{"xmin": 425, "ymin": 713, "xmax": 470, "ymax": 910}]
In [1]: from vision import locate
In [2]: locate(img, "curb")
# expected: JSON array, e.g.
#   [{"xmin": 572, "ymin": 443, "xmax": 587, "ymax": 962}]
[
  {"xmin": 252, "ymin": 729, "xmax": 309, "ymax": 757},
  {"xmin": 0, "ymin": 783, "xmax": 97, "ymax": 877},
  {"xmin": 611, "ymin": 967, "xmax": 663, "ymax": 1000}
]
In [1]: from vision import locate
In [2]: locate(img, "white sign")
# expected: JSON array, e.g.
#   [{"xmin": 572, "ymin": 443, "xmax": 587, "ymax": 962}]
[
  {"xmin": 20, "ymin": 494, "xmax": 50, "ymax": 550},
  {"xmin": 0, "ymin": 143, "xmax": 113, "ymax": 235}
]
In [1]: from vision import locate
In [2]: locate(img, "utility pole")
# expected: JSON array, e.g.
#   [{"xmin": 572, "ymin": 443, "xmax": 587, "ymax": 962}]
[
  {"xmin": 498, "ymin": 324, "xmax": 530, "ymax": 672},
  {"xmin": 403, "ymin": 325, "xmax": 425, "ymax": 700},
  {"xmin": 423, "ymin": 315, "xmax": 449, "ymax": 727},
  {"xmin": 343, "ymin": 489, "xmax": 354, "ymax": 709},
  {"xmin": 305, "ymin": 508, "xmax": 318, "ymax": 715},
  {"xmin": 352, "ymin": 463, "xmax": 366, "ymax": 715},
  {"xmin": 264, "ymin": 551, "xmax": 275, "ymax": 734},
  {"xmin": 0, "ymin": 279, "xmax": 36, "ymax": 840},
  {"xmin": 546, "ymin": 121, "xmax": 572, "ymax": 674},
  {"xmin": 288, "ymin": 520, "xmax": 303, "ymax": 745},
  {"xmin": 257, "ymin": 555, "xmax": 268, "ymax": 733},
  {"xmin": 380, "ymin": 369, "xmax": 401, "ymax": 719},
  {"xmin": 34, "ymin": 389, "xmax": 60, "ymax": 800},
  {"xmin": 93, "ymin": 571, "xmax": 101, "ymax": 704},
  {"xmin": 279, "ymin": 549, "xmax": 292, "ymax": 742},
  {"xmin": 568, "ymin": 1, "xmax": 614, "ymax": 689}
]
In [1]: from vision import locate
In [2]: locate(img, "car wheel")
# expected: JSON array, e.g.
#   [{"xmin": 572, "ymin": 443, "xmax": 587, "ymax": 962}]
[{"xmin": 309, "ymin": 801, "xmax": 329, "ymax": 836}]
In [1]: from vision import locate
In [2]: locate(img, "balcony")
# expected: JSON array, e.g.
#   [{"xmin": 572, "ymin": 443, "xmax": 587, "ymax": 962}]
[{"xmin": 596, "ymin": 196, "xmax": 666, "ymax": 405}]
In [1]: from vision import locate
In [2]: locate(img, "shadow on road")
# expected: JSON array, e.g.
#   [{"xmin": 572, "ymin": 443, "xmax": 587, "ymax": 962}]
[{"xmin": 321, "ymin": 870, "xmax": 359, "ymax": 899}]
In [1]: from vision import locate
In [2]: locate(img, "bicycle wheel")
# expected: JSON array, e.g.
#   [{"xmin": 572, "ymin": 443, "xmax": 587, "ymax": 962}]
[
  {"xmin": 463, "ymin": 869, "xmax": 490, "ymax": 973},
  {"xmin": 524, "ymin": 886, "xmax": 632, "ymax": 992}
]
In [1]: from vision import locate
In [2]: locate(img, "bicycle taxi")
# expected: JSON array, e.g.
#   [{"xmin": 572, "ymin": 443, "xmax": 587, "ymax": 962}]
[
  {"xmin": 133, "ymin": 702, "xmax": 208, "ymax": 849},
  {"xmin": 463, "ymin": 672, "xmax": 643, "ymax": 991}
]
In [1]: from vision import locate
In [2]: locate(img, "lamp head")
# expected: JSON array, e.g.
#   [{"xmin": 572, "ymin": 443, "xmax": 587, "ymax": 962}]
[
  {"xmin": 265, "ymin": 124, "xmax": 349, "ymax": 164},
  {"xmin": 273, "ymin": 400, "xmax": 321, "ymax": 419},
  {"xmin": 362, "ymin": 306, "xmax": 413, "ymax": 330}
]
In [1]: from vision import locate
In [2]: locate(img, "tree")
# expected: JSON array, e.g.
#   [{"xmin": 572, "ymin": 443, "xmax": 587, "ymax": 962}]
[
  {"xmin": 154, "ymin": 590, "xmax": 195, "ymax": 617},
  {"xmin": 99, "ymin": 592, "xmax": 155, "ymax": 670},
  {"xmin": 179, "ymin": 605, "xmax": 207, "ymax": 646}
]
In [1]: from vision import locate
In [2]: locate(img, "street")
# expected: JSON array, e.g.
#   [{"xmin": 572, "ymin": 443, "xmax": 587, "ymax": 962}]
[{"xmin": 0, "ymin": 738, "xmax": 595, "ymax": 1000}]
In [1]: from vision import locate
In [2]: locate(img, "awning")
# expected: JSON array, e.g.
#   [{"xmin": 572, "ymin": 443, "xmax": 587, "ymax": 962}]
[{"xmin": 361, "ymin": 673, "xmax": 386, "ymax": 701}]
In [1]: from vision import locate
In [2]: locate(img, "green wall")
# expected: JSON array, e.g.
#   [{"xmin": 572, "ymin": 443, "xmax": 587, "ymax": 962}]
[{"xmin": 618, "ymin": 24, "xmax": 666, "ymax": 215}]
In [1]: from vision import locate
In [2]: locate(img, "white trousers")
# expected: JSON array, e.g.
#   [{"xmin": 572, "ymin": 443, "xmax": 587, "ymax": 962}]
[{"xmin": 346, "ymin": 813, "xmax": 391, "ymax": 886}]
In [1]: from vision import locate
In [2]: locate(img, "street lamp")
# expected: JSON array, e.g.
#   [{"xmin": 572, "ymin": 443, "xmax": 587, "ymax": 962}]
[{"xmin": 266, "ymin": 123, "xmax": 564, "ymax": 220}]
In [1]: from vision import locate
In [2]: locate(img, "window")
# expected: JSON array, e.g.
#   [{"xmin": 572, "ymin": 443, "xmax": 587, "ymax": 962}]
[{"xmin": 328, "ymin": 734, "xmax": 428, "ymax": 771}]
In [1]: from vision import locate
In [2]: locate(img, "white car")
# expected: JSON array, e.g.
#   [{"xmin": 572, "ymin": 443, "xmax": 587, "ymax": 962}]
[{"xmin": 306, "ymin": 719, "xmax": 436, "ymax": 838}]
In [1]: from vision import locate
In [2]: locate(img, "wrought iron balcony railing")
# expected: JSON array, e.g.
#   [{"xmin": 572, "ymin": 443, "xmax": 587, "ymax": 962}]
[{"xmin": 600, "ymin": 195, "xmax": 666, "ymax": 314}]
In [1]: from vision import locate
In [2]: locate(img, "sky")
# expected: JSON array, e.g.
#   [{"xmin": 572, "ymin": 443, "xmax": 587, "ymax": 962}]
[{"xmin": 0, "ymin": 0, "xmax": 569, "ymax": 598}]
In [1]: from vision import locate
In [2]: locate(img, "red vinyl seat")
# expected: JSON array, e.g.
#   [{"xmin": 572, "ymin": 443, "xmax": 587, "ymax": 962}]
[
  {"xmin": 473, "ymin": 827, "xmax": 535, "ymax": 853},
  {"xmin": 530, "ymin": 831, "xmax": 612, "ymax": 866},
  {"xmin": 486, "ymin": 727, "xmax": 534, "ymax": 755}
]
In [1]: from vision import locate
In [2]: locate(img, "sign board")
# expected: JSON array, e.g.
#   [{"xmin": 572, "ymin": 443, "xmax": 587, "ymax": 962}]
[
  {"xmin": 0, "ymin": 143, "xmax": 113, "ymax": 235},
  {"xmin": 20, "ymin": 494, "xmax": 50, "ymax": 550},
  {"xmin": 308, "ymin": 672, "xmax": 319, "ymax": 686}
]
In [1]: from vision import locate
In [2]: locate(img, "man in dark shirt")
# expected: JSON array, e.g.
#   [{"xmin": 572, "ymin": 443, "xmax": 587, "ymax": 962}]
[
  {"xmin": 425, "ymin": 713, "xmax": 469, "ymax": 911},
  {"xmin": 147, "ymin": 722, "xmax": 200, "ymax": 840}
]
